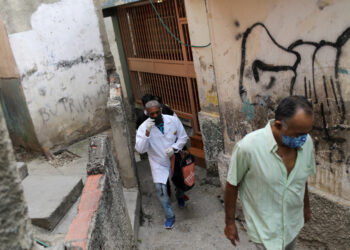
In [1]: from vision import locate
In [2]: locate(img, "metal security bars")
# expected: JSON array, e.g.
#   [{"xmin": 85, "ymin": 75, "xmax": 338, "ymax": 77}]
[{"xmin": 117, "ymin": 0, "xmax": 201, "ymax": 133}]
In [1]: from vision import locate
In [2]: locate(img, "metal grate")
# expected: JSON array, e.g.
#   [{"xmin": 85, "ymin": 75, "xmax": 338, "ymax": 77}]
[
  {"xmin": 182, "ymin": 24, "xmax": 193, "ymax": 61},
  {"xmin": 130, "ymin": 71, "xmax": 193, "ymax": 116},
  {"xmin": 118, "ymin": 0, "xmax": 200, "ymax": 133},
  {"xmin": 118, "ymin": 1, "xmax": 184, "ymax": 61},
  {"xmin": 191, "ymin": 78, "xmax": 201, "ymax": 113},
  {"xmin": 176, "ymin": 0, "xmax": 186, "ymax": 18}
]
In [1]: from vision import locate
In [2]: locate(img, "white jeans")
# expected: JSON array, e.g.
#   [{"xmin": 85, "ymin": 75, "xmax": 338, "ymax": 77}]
[{"xmin": 254, "ymin": 237, "xmax": 297, "ymax": 250}]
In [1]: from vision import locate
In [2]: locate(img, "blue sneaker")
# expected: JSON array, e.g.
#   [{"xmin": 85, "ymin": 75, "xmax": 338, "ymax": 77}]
[
  {"xmin": 164, "ymin": 216, "xmax": 175, "ymax": 229},
  {"xmin": 177, "ymin": 198, "xmax": 185, "ymax": 208}
]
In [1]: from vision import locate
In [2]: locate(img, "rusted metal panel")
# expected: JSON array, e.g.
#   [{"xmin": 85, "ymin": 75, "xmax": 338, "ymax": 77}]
[{"xmin": 127, "ymin": 58, "xmax": 196, "ymax": 77}]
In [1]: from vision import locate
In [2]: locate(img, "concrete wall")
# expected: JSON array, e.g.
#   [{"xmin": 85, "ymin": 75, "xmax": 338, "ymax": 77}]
[
  {"xmin": 206, "ymin": 0, "xmax": 350, "ymax": 247},
  {"xmin": 207, "ymin": 0, "xmax": 350, "ymax": 202},
  {"xmin": 0, "ymin": 100, "xmax": 36, "ymax": 249},
  {"xmin": 0, "ymin": 0, "xmax": 110, "ymax": 150},
  {"xmin": 65, "ymin": 135, "xmax": 136, "ymax": 250},
  {"xmin": 0, "ymin": 16, "xmax": 41, "ymax": 150},
  {"xmin": 185, "ymin": 0, "xmax": 224, "ymax": 175},
  {"xmin": 103, "ymin": 17, "xmax": 127, "ymax": 98}
]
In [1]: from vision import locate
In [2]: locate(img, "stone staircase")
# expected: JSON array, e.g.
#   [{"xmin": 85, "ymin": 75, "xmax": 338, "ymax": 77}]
[
  {"xmin": 17, "ymin": 134, "xmax": 140, "ymax": 249},
  {"xmin": 18, "ymin": 162, "xmax": 83, "ymax": 231}
]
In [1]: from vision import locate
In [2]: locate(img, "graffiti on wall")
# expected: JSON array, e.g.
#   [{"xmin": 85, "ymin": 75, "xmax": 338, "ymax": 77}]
[
  {"xmin": 237, "ymin": 22, "xmax": 350, "ymax": 195},
  {"xmin": 239, "ymin": 22, "xmax": 349, "ymax": 136},
  {"xmin": 38, "ymin": 84, "xmax": 109, "ymax": 125}
]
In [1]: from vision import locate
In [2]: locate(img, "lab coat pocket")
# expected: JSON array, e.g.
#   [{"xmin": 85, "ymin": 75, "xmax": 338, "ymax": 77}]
[{"xmin": 165, "ymin": 130, "xmax": 177, "ymax": 142}]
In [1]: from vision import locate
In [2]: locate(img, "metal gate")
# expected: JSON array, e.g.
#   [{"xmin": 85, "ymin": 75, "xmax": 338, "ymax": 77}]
[{"xmin": 117, "ymin": 0, "xmax": 201, "ymax": 134}]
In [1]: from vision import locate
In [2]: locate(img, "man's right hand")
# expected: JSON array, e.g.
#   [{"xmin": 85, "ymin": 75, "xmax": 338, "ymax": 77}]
[
  {"xmin": 224, "ymin": 222, "xmax": 240, "ymax": 246},
  {"xmin": 146, "ymin": 119, "xmax": 155, "ymax": 132}
]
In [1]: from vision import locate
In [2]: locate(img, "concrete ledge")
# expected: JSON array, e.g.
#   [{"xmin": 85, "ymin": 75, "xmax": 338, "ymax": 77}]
[
  {"xmin": 198, "ymin": 112, "xmax": 224, "ymax": 176},
  {"xmin": 16, "ymin": 162, "xmax": 28, "ymax": 180},
  {"xmin": 22, "ymin": 176, "xmax": 83, "ymax": 231},
  {"xmin": 65, "ymin": 174, "xmax": 103, "ymax": 250},
  {"xmin": 65, "ymin": 135, "xmax": 136, "ymax": 250},
  {"xmin": 299, "ymin": 187, "xmax": 350, "ymax": 249}
]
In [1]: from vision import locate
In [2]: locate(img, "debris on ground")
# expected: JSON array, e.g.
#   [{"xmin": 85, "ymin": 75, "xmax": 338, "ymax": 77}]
[
  {"xmin": 14, "ymin": 146, "xmax": 41, "ymax": 162},
  {"xmin": 48, "ymin": 150, "xmax": 80, "ymax": 168}
]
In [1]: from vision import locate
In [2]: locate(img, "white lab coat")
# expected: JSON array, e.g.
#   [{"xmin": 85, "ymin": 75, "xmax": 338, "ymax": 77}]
[{"xmin": 135, "ymin": 115, "xmax": 188, "ymax": 184}]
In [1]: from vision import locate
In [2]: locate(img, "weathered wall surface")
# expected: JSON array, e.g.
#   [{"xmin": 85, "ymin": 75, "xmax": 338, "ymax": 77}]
[
  {"xmin": 0, "ymin": 103, "xmax": 36, "ymax": 249},
  {"xmin": 65, "ymin": 135, "xmax": 136, "ymax": 250},
  {"xmin": 207, "ymin": 0, "xmax": 350, "ymax": 202},
  {"xmin": 0, "ymin": 0, "xmax": 110, "ymax": 149},
  {"xmin": 0, "ymin": 16, "xmax": 41, "ymax": 150},
  {"xmin": 103, "ymin": 17, "xmax": 127, "ymax": 97},
  {"xmin": 207, "ymin": 0, "xmax": 350, "ymax": 247},
  {"xmin": 185, "ymin": 0, "xmax": 224, "ymax": 175},
  {"xmin": 107, "ymin": 83, "xmax": 138, "ymax": 188}
]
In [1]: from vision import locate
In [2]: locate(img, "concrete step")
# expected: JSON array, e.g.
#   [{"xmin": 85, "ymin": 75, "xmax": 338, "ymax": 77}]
[
  {"xmin": 188, "ymin": 147, "xmax": 206, "ymax": 168},
  {"xmin": 22, "ymin": 176, "xmax": 83, "ymax": 231},
  {"xmin": 190, "ymin": 135, "xmax": 203, "ymax": 150},
  {"xmin": 16, "ymin": 162, "xmax": 28, "ymax": 180}
]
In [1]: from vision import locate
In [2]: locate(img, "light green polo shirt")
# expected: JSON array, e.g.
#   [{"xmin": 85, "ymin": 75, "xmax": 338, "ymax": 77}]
[{"xmin": 227, "ymin": 121, "xmax": 316, "ymax": 250}]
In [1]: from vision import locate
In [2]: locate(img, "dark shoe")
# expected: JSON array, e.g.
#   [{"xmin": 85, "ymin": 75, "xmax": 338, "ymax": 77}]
[
  {"xmin": 178, "ymin": 198, "xmax": 185, "ymax": 208},
  {"xmin": 164, "ymin": 216, "xmax": 175, "ymax": 229}
]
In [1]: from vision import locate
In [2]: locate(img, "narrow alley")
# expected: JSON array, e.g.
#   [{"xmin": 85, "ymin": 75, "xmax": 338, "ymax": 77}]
[
  {"xmin": 136, "ymin": 159, "xmax": 312, "ymax": 250},
  {"xmin": 1, "ymin": 0, "xmax": 350, "ymax": 250}
]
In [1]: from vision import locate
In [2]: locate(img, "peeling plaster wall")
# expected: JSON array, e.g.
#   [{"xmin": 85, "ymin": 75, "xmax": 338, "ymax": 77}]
[
  {"xmin": 0, "ymin": 103, "xmax": 36, "ymax": 250},
  {"xmin": 1, "ymin": 0, "xmax": 110, "ymax": 149},
  {"xmin": 206, "ymin": 0, "xmax": 350, "ymax": 246},
  {"xmin": 207, "ymin": 0, "xmax": 350, "ymax": 202},
  {"xmin": 184, "ymin": 0, "xmax": 219, "ymax": 114},
  {"xmin": 0, "ymin": 16, "xmax": 41, "ymax": 150},
  {"xmin": 185, "ymin": 0, "xmax": 224, "ymax": 175}
]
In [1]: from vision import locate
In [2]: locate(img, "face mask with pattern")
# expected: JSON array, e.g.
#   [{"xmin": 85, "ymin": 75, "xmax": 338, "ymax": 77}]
[
  {"xmin": 154, "ymin": 113, "xmax": 163, "ymax": 126},
  {"xmin": 282, "ymin": 134, "xmax": 307, "ymax": 148}
]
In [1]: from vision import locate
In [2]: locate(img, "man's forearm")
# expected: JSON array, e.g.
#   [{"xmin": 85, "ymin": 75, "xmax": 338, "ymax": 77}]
[{"xmin": 225, "ymin": 182, "xmax": 239, "ymax": 225}]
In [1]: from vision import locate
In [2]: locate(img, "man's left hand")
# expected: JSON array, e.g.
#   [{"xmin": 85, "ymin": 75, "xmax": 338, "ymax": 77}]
[
  {"xmin": 304, "ymin": 206, "xmax": 311, "ymax": 223},
  {"xmin": 165, "ymin": 147, "xmax": 174, "ymax": 158}
]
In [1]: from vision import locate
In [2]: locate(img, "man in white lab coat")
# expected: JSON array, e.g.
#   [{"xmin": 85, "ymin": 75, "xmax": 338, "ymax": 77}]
[{"xmin": 135, "ymin": 100, "xmax": 188, "ymax": 229}]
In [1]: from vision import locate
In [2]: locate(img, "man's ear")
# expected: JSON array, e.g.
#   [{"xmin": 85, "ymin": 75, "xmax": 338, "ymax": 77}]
[{"xmin": 274, "ymin": 120, "xmax": 283, "ymax": 130}]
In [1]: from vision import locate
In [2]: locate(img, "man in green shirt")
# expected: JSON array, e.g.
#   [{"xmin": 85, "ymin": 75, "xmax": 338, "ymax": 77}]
[{"xmin": 224, "ymin": 96, "xmax": 316, "ymax": 250}]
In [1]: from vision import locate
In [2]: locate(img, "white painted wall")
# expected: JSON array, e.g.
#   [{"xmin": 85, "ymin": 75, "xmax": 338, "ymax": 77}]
[{"xmin": 8, "ymin": 0, "xmax": 110, "ymax": 148}]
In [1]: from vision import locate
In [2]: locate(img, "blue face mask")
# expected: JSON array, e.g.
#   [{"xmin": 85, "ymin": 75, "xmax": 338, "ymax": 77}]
[{"xmin": 282, "ymin": 134, "xmax": 307, "ymax": 148}]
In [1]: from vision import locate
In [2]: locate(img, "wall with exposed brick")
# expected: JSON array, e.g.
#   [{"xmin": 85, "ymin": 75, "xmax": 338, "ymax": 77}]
[{"xmin": 65, "ymin": 135, "xmax": 136, "ymax": 250}]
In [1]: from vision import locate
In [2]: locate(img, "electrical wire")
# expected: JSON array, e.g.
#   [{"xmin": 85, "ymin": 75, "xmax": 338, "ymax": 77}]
[{"xmin": 149, "ymin": 0, "xmax": 211, "ymax": 48}]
